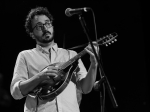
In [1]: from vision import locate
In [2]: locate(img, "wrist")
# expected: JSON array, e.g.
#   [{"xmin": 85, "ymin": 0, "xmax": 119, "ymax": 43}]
[
  {"xmin": 91, "ymin": 62, "xmax": 98, "ymax": 67},
  {"xmin": 90, "ymin": 58, "xmax": 98, "ymax": 66}
]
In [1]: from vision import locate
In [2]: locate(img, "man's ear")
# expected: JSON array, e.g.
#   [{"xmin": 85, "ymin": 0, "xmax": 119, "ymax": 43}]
[{"xmin": 30, "ymin": 33, "xmax": 35, "ymax": 39}]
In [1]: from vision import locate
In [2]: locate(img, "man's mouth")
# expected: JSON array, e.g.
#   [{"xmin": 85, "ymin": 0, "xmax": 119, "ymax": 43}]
[
  {"xmin": 45, "ymin": 35, "xmax": 50, "ymax": 39},
  {"xmin": 44, "ymin": 32, "xmax": 51, "ymax": 38}
]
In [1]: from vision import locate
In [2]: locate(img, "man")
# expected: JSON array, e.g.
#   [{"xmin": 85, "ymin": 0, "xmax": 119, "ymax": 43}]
[{"xmin": 10, "ymin": 7, "xmax": 99, "ymax": 112}]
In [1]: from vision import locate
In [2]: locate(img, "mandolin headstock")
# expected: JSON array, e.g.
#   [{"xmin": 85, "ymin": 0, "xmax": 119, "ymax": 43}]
[{"xmin": 98, "ymin": 32, "xmax": 118, "ymax": 46}]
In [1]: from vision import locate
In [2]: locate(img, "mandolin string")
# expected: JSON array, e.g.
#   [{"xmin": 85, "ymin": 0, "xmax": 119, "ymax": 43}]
[{"xmin": 59, "ymin": 49, "xmax": 87, "ymax": 71}]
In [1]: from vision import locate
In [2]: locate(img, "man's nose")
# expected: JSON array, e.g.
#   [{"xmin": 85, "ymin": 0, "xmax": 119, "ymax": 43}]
[
  {"xmin": 43, "ymin": 25, "xmax": 48, "ymax": 30},
  {"xmin": 42, "ymin": 25, "xmax": 48, "ymax": 32}
]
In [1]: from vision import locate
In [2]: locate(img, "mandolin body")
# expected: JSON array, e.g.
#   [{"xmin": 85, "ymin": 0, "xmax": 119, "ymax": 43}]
[{"xmin": 29, "ymin": 60, "xmax": 78, "ymax": 100}]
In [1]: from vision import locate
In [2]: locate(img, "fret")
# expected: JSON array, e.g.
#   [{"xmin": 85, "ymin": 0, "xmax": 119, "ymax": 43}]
[{"xmin": 60, "ymin": 49, "xmax": 87, "ymax": 69}]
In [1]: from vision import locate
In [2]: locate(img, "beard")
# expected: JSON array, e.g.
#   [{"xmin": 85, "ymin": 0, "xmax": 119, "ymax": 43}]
[{"xmin": 35, "ymin": 31, "xmax": 54, "ymax": 44}]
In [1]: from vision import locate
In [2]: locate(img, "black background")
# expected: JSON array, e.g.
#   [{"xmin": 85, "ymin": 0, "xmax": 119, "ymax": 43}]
[{"xmin": 0, "ymin": 0, "xmax": 148, "ymax": 112}]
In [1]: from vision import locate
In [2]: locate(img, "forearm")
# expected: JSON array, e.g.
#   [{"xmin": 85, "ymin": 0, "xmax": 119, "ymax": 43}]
[
  {"xmin": 19, "ymin": 74, "xmax": 41, "ymax": 96},
  {"xmin": 80, "ymin": 63, "xmax": 98, "ymax": 94}
]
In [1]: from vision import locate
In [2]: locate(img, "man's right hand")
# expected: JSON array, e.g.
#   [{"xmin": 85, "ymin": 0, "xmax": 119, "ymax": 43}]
[
  {"xmin": 19, "ymin": 66, "xmax": 59, "ymax": 96},
  {"xmin": 38, "ymin": 66, "xmax": 59, "ymax": 82}
]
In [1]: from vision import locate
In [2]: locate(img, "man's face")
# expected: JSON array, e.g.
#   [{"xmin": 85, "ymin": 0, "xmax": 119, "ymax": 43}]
[{"xmin": 31, "ymin": 15, "xmax": 54, "ymax": 44}]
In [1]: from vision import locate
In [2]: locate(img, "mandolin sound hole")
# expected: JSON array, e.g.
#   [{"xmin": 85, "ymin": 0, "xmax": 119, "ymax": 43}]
[{"xmin": 40, "ymin": 80, "xmax": 64, "ymax": 95}]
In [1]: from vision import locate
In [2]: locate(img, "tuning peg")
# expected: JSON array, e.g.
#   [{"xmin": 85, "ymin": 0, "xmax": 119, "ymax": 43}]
[
  {"xmin": 114, "ymin": 39, "xmax": 117, "ymax": 41},
  {"xmin": 111, "ymin": 41, "xmax": 114, "ymax": 43}
]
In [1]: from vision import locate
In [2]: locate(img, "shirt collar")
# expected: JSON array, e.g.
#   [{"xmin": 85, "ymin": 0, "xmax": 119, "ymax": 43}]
[{"xmin": 36, "ymin": 43, "xmax": 58, "ymax": 54}]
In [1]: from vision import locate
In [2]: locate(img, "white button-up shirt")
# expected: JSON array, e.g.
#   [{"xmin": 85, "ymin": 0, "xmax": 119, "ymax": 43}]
[{"xmin": 10, "ymin": 43, "xmax": 87, "ymax": 112}]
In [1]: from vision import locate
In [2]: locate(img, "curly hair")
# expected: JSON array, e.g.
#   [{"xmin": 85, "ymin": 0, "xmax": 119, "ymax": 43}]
[{"xmin": 25, "ymin": 7, "xmax": 54, "ymax": 37}]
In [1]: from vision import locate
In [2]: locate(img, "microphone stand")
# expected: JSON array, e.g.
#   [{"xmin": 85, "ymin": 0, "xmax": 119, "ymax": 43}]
[{"xmin": 78, "ymin": 14, "xmax": 118, "ymax": 112}]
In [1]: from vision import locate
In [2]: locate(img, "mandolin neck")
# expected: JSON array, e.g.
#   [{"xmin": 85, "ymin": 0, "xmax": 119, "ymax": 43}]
[
  {"xmin": 60, "ymin": 32, "xmax": 118, "ymax": 69},
  {"xmin": 61, "ymin": 49, "xmax": 87, "ymax": 69}
]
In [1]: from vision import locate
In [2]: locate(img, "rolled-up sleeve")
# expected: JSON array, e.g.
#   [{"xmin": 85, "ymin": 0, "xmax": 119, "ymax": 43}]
[
  {"xmin": 77, "ymin": 58, "xmax": 87, "ymax": 81},
  {"xmin": 10, "ymin": 51, "xmax": 28, "ymax": 100}
]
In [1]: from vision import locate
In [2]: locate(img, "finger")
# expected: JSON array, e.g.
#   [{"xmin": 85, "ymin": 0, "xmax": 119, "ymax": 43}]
[
  {"xmin": 85, "ymin": 48, "xmax": 95, "ymax": 56},
  {"xmin": 92, "ymin": 41, "xmax": 98, "ymax": 46},
  {"xmin": 88, "ymin": 41, "xmax": 98, "ymax": 45},
  {"xmin": 87, "ymin": 44, "xmax": 99, "ymax": 50},
  {"xmin": 50, "ymin": 66, "xmax": 58, "ymax": 69},
  {"xmin": 45, "ymin": 72, "xmax": 58, "ymax": 77},
  {"xmin": 85, "ymin": 46, "xmax": 99, "ymax": 55},
  {"xmin": 46, "ymin": 70, "xmax": 58, "ymax": 74}
]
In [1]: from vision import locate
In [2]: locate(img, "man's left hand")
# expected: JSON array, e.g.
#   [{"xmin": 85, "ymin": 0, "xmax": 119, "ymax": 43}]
[{"xmin": 85, "ymin": 42, "xmax": 99, "ymax": 65}]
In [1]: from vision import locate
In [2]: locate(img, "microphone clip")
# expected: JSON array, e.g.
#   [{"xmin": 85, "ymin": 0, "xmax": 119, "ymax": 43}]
[{"xmin": 93, "ymin": 76, "xmax": 106, "ymax": 91}]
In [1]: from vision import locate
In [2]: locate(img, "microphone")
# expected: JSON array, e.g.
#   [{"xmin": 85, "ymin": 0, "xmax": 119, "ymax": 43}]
[
  {"xmin": 65, "ymin": 7, "xmax": 90, "ymax": 17},
  {"xmin": 93, "ymin": 77, "xmax": 106, "ymax": 91}
]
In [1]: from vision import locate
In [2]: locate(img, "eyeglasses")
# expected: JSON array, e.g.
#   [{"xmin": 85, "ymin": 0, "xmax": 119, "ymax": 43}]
[{"xmin": 33, "ymin": 22, "xmax": 53, "ymax": 31}]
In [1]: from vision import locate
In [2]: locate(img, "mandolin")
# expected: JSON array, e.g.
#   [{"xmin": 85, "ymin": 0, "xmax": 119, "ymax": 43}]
[{"xmin": 29, "ymin": 32, "xmax": 118, "ymax": 100}]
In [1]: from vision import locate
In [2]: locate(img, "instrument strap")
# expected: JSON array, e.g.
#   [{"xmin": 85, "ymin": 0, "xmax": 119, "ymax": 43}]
[{"xmin": 67, "ymin": 50, "xmax": 77, "ymax": 85}]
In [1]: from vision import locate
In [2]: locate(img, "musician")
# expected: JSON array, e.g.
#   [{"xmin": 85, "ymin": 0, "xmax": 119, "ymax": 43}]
[{"xmin": 10, "ymin": 7, "xmax": 99, "ymax": 112}]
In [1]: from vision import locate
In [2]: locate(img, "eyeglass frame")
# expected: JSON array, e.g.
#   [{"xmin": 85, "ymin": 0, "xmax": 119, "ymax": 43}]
[{"xmin": 33, "ymin": 21, "xmax": 53, "ymax": 31}]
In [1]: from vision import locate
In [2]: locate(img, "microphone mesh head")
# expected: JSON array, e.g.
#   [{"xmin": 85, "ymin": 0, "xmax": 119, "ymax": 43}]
[{"xmin": 65, "ymin": 8, "xmax": 72, "ymax": 17}]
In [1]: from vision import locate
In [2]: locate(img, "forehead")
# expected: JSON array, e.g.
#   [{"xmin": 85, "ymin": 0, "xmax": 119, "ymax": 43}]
[{"xmin": 32, "ymin": 15, "xmax": 50, "ymax": 26}]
